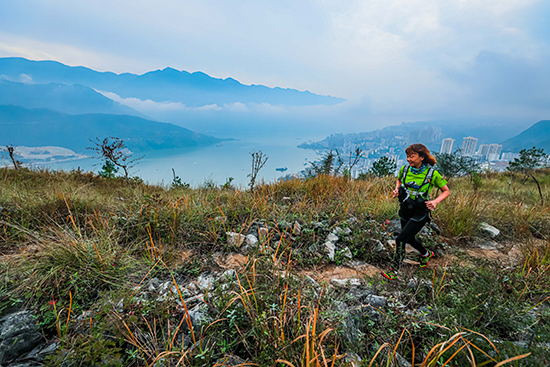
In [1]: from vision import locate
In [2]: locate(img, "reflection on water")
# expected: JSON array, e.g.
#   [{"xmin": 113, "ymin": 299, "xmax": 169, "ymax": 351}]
[{"xmin": 30, "ymin": 139, "xmax": 318, "ymax": 188}]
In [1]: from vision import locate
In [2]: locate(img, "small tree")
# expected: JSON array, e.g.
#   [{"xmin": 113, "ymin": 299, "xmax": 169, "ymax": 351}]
[
  {"xmin": 507, "ymin": 147, "xmax": 548, "ymax": 204},
  {"xmin": 171, "ymin": 168, "xmax": 190, "ymax": 189},
  {"xmin": 305, "ymin": 149, "xmax": 344, "ymax": 178},
  {"xmin": 369, "ymin": 156, "xmax": 396, "ymax": 178},
  {"xmin": 343, "ymin": 148, "xmax": 363, "ymax": 180},
  {"xmin": 98, "ymin": 159, "xmax": 119, "ymax": 178},
  {"xmin": 249, "ymin": 150, "xmax": 268, "ymax": 192},
  {"xmin": 3, "ymin": 145, "xmax": 22, "ymax": 170},
  {"xmin": 434, "ymin": 150, "xmax": 480, "ymax": 180},
  {"xmin": 87, "ymin": 137, "xmax": 143, "ymax": 182}
]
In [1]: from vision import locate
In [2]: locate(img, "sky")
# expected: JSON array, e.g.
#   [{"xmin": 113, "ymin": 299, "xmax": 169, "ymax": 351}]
[{"xmin": 1, "ymin": 0, "xmax": 550, "ymax": 129}]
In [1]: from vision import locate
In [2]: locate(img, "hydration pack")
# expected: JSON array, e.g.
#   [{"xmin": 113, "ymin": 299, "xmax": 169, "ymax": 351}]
[{"xmin": 398, "ymin": 165, "xmax": 435, "ymax": 209}]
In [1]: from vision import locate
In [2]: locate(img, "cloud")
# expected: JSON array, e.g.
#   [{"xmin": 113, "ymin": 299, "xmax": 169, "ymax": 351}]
[
  {"xmin": 99, "ymin": 90, "xmax": 252, "ymax": 113},
  {"xmin": 445, "ymin": 50, "xmax": 550, "ymax": 114},
  {"xmin": 1, "ymin": 0, "xmax": 549, "ymax": 122},
  {"xmin": 19, "ymin": 73, "xmax": 33, "ymax": 84}
]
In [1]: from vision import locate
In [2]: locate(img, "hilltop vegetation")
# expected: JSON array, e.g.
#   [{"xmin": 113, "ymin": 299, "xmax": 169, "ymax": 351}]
[{"xmin": 0, "ymin": 168, "xmax": 549, "ymax": 366}]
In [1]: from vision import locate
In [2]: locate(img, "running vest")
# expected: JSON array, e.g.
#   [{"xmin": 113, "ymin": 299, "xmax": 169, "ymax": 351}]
[{"xmin": 400, "ymin": 165, "xmax": 435, "ymax": 203}]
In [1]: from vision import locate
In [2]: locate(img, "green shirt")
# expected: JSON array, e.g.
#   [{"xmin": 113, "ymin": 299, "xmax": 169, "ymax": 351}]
[{"xmin": 399, "ymin": 165, "xmax": 447, "ymax": 200}]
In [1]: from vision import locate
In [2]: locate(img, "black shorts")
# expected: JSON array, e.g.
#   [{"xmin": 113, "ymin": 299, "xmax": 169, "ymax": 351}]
[{"xmin": 399, "ymin": 204, "xmax": 430, "ymax": 223}]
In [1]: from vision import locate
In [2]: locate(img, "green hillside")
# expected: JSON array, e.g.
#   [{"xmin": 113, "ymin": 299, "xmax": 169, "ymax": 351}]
[
  {"xmin": 0, "ymin": 169, "xmax": 548, "ymax": 366},
  {"xmin": 502, "ymin": 120, "xmax": 550, "ymax": 152},
  {"xmin": 0, "ymin": 105, "xmax": 220, "ymax": 153}
]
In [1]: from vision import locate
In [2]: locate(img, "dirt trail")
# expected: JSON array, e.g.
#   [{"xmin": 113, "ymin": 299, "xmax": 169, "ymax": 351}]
[{"xmin": 211, "ymin": 237, "xmax": 543, "ymax": 283}]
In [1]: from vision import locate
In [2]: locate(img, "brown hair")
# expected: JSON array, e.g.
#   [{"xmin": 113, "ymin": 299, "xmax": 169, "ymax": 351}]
[{"xmin": 406, "ymin": 143, "xmax": 437, "ymax": 166}]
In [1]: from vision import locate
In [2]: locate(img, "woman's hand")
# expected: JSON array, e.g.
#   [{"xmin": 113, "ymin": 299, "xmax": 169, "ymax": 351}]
[
  {"xmin": 425, "ymin": 200, "xmax": 437, "ymax": 210},
  {"xmin": 393, "ymin": 179, "xmax": 401, "ymax": 198},
  {"xmin": 426, "ymin": 185, "xmax": 450, "ymax": 210}
]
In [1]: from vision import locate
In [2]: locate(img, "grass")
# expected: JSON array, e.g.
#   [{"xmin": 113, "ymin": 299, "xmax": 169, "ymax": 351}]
[{"xmin": 0, "ymin": 167, "xmax": 549, "ymax": 366}]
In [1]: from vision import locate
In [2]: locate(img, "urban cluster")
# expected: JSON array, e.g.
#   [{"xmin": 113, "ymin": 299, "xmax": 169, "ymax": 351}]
[{"xmin": 439, "ymin": 137, "xmax": 515, "ymax": 172}]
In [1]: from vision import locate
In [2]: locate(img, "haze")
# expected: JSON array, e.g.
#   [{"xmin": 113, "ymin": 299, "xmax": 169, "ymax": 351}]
[{"xmin": 1, "ymin": 0, "xmax": 550, "ymax": 132}]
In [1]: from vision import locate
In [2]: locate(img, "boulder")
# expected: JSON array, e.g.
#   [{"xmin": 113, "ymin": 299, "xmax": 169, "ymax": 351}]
[
  {"xmin": 0, "ymin": 311, "xmax": 43, "ymax": 365},
  {"xmin": 0, "ymin": 311, "xmax": 37, "ymax": 340}
]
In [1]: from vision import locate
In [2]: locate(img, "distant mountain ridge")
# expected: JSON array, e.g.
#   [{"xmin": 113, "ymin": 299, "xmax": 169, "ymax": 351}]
[
  {"xmin": 502, "ymin": 120, "xmax": 550, "ymax": 153},
  {"xmin": 0, "ymin": 79, "xmax": 145, "ymax": 117},
  {"xmin": 0, "ymin": 105, "xmax": 221, "ymax": 153},
  {"xmin": 0, "ymin": 57, "xmax": 344, "ymax": 107}
]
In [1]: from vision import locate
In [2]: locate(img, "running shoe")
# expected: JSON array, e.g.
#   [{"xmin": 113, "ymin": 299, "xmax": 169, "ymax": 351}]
[
  {"xmin": 419, "ymin": 250, "xmax": 434, "ymax": 268},
  {"xmin": 381, "ymin": 268, "xmax": 398, "ymax": 280}
]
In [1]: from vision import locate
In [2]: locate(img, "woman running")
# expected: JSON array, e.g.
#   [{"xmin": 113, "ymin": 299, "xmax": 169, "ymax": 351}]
[{"xmin": 382, "ymin": 143, "xmax": 450, "ymax": 280}]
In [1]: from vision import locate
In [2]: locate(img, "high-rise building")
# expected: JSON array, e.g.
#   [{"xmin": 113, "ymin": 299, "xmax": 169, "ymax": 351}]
[
  {"xmin": 487, "ymin": 144, "xmax": 502, "ymax": 161},
  {"xmin": 461, "ymin": 137, "xmax": 478, "ymax": 156},
  {"xmin": 440, "ymin": 138, "xmax": 455, "ymax": 154},
  {"xmin": 501, "ymin": 152, "xmax": 520, "ymax": 161},
  {"xmin": 478, "ymin": 144, "xmax": 489, "ymax": 158}
]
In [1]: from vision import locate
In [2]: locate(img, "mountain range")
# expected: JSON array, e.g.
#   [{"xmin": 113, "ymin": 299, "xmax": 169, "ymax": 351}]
[{"xmin": 0, "ymin": 57, "xmax": 344, "ymax": 107}]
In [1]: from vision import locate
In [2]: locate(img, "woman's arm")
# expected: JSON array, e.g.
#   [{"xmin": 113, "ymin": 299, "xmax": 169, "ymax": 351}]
[
  {"xmin": 392, "ymin": 179, "xmax": 402, "ymax": 198},
  {"xmin": 426, "ymin": 184, "xmax": 449, "ymax": 210}
]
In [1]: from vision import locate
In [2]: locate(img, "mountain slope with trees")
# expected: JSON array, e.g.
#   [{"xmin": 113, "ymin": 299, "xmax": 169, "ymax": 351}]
[
  {"xmin": 502, "ymin": 120, "xmax": 550, "ymax": 152},
  {"xmin": 0, "ymin": 105, "xmax": 221, "ymax": 153},
  {"xmin": 0, "ymin": 79, "xmax": 145, "ymax": 117}
]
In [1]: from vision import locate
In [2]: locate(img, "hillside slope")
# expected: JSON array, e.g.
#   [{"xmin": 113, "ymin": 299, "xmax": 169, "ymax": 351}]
[
  {"xmin": 0, "ymin": 105, "xmax": 220, "ymax": 153},
  {"xmin": 0, "ymin": 80, "xmax": 145, "ymax": 117},
  {"xmin": 502, "ymin": 120, "xmax": 550, "ymax": 152}
]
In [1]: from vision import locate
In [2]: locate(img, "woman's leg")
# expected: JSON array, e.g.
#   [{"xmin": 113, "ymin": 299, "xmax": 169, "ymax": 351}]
[{"xmin": 393, "ymin": 217, "xmax": 429, "ymax": 269}]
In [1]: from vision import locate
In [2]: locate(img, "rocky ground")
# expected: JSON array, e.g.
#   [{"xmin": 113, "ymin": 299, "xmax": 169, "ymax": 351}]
[{"xmin": 2, "ymin": 216, "xmax": 547, "ymax": 367}]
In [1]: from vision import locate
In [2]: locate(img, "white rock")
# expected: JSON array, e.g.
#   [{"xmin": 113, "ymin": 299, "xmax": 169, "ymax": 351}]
[
  {"xmin": 258, "ymin": 227, "xmax": 269, "ymax": 238},
  {"xmin": 245, "ymin": 234, "xmax": 258, "ymax": 247},
  {"xmin": 220, "ymin": 269, "xmax": 237, "ymax": 281},
  {"xmin": 343, "ymin": 227, "xmax": 352, "ymax": 235},
  {"xmin": 479, "ymin": 222, "xmax": 500, "ymax": 238},
  {"xmin": 292, "ymin": 221, "xmax": 302, "ymax": 236},
  {"xmin": 324, "ymin": 241, "xmax": 336, "ymax": 260},
  {"xmin": 341, "ymin": 247, "xmax": 353, "ymax": 259},
  {"xmin": 372, "ymin": 239, "xmax": 385, "ymax": 252},
  {"xmin": 226, "ymin": 232, "xmax": 246, "ymax": 247},
  {"xmin": 331, "ymin": 278, "xmax": 361, "ymax": 288},
  {"xmin": 327, "ymin": 233, "xmax": 339, "ymax": 242},
  {"xmin": 366, "ymin": 295, "xmax": 387, "ymax": 307},
  {"xmin": 197, "ymin": 274, "xmax": 215, "ymax": 291},
  {"xmin": 333, "ymin": 226, "xmax": 343, "ymax": 235}
]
